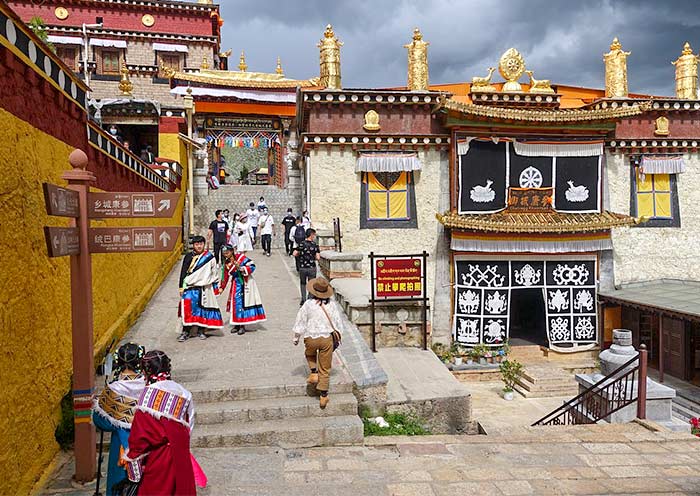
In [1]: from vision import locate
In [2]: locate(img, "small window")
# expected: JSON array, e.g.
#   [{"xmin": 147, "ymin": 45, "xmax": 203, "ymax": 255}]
[
  {"xmin": 101, "ymin": 49, "xmax": 120, "ymax": 74},
  {"xmin": 360, "ymin": 171, "xmax": 417, "ymax": 229},
  {"xmin": 631, "ymin": 167, "xmax": 680, "ymax": 227},
  {"xmin": 57, "ymin": 47, "xmax": 77, "ymax": 70},
  {"xmin": 159, "ymin": 53, "xmax": 181, "ymax": 76}
]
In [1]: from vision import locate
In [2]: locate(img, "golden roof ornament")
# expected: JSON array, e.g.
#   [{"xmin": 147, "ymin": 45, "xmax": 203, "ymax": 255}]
[
  {"xmin": 239, "ymin": 50, "xmax": 248, "ymax": 72},
  {"xmin": 499, "ymin": 48, "xmax": 526, "ymax": 92},
  {"xmin": 604, "ymin": 37, "xmax": 630, "ymax": 98},
  {"xmin": 471, "ymin": 67, "xmax": 496, "ymax": 92},
  {"xmin": 119, "ymin": 60, "xmax": 133, "ymax": 97},
  {"xmin": 654, "ymin": 116, "xmax": 670, "ymax": 136},
  {"xmin": 318, "ymin": 24, "xmax": 342, "ymax": 89},
  {"xmin": 404, "ymin": 27, "xmax": 429, "ymax": 91},
  {"xmin": 201, "ymin": 56, "xmax": 209, "ymax": 69},
  {"xmin": 525, "ymin": 70, "xmax": 555, "ymax": 94},
  {"xmin": 672, "ymin": 42, "xmax": 699, "ymax": 99},
  {"xmin": 276, "ymin": 56, "xmax": 284, "ymax": 75}
]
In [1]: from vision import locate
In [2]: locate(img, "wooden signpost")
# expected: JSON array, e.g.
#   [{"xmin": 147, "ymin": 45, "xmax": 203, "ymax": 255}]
[{"xmin": 42, "ymin": 150, "xmax": 181, "ymax": 483}]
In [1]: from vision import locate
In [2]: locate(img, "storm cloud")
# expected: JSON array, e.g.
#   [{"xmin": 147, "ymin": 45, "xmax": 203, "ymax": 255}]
[{"xmin": 219, "ymin": 0, "xmax": 700, "ymax": 96}]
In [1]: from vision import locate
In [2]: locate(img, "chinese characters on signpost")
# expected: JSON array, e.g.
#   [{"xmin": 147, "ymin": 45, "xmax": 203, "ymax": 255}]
[
  {"xmin": 374, "ymin": 258, "xmax": 423, "ymax": 298},
  {"xmin": 88, "ymin": 192, "xmax": 179, "ymax": 218},
  {"xmin": 88, "ymin": 227, "xmax": 181, "ymax": 253}
]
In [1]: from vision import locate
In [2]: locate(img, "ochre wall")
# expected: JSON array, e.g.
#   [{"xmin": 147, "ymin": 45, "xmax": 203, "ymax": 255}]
[{"xmin": 0, "ymin": 108, "xmax": 183, "ymax": 495}]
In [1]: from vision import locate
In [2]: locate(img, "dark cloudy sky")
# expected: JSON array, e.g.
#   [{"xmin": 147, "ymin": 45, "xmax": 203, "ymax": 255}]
[{"xmin": 219, "ymin": 0, "xmax": 700, "ymax": 96}]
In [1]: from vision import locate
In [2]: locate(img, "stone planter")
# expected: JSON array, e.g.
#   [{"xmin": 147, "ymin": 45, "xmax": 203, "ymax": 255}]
[
  {"xmin": 454, "ymin": 356, "xmax": 463, "ymax": 366},
  {"xmin": 466, "ymin": 359, "xmax": 474, "ymax": 365},
  {"xmin": 479, "ymin": 357, "xmax": 487, "ymax": 365},
  {"xmin": 503, "ymin": 390, "xmax": 514, "ymax": 401}
]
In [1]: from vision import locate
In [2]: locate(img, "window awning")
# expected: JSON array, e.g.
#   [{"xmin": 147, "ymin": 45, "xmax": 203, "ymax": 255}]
[
  {"xmin": 513, "ymin": 140, "xmax": 604, "ymax": 157},
  {"xmin": 89, "ymin": 39, "xmax": 127, "ymax": 48},
  {"xmin": 640, "ymin": 155, "xmax": 686, "ymax": 174},
  {"xmin": 153, "ymin": 42, "xmax": 189, "ymax": 53},
  {"xmin": 47, "ymin": 35, "xmax": 82, "ymax": 46},
  {"xmin": 170, "ymin": 86, "xmax": 296, "ymax": 103},
  {"xmin": 355, "ymin": 152, "xmax": 422, "ymax": 173}
]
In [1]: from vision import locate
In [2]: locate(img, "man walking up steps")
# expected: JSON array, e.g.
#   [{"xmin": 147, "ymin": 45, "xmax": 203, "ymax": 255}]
[{"xmin": 293, "ymin": 228, "xmax": 321, "ymax": 305}]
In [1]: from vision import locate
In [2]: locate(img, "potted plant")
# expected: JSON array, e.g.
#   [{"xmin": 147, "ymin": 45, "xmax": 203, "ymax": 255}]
[
  {"xmin": 499, "ymin": 359, "xmax": 523, "ymax": 401},
  {"xmin": 466, "ymin": 348, "xmax": 475, "ymax": 365},
  {"xmin": 484, "ymin": 349, "xmax": 493, "ymax": 364},
  {"xmin": 451, "ymin": 344, "xmax": 462, "ymax": 365},
  {"xmin": 472, "ymin": 344, "xmax": 487, "ymax": 365}
]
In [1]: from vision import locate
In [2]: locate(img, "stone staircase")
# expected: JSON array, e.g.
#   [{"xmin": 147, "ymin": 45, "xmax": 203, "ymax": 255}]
[
  {"xmin": 671, "ymin": 394, "xmax": 700, "ymax": 424},
  {"xmin": 187, "ymin": 370, "xmax": 364, "ymax": 448},
  {"xmin": 514, "ymin": 364, "xmax": 580, "ymax": 398},
  {"xmin": 509, "ymin": 345, "xmax": 547, "ymax": 363}
]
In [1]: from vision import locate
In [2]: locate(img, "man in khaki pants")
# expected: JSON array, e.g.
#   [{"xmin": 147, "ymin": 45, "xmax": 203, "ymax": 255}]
[{"xmin": 292, "ymin": 278, "xmax": 341, "ymax": 409}]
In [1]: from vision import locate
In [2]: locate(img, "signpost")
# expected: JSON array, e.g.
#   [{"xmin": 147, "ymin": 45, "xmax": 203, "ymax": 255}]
[
  {"xmin": 42, "ymin": 149, "xmax": 182, "ymax": 484},
  {"xmin": 369, "ymin": 252, "xmax": 429, "ymax": 352}
]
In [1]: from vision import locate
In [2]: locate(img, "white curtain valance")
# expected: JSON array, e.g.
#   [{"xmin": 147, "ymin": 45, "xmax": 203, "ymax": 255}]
[
  {"xmin": 457, "ymin": 137, "xmax": 475, "ymax": 155},
  {"xmin": 450, "ymin": 236, "xmax": 613, "ymax": 253},
  {"xmin": 355, "ymin": 152, "xmax": 422, "ymax": 173},
  {"xmin": 170, "ymin": 86, "xmax": 296, "ymax": 103},
  {"xmin": 89, "ymin": 39, "xmax": 127, "ymax": 48},
  {"xmin": 47, "ymin": 35, "xmax": 82, "ymax": 46},
  {"xmin": 513, "ymin": 140, "xmax": 603, "ymax": 157},
  {"xmin": 153, "ymin": 42, "xmax": 189, "ymax": 53},
  {"xmin": 640, "ymin": 155, "xmax": 686, "ymax": 174}
]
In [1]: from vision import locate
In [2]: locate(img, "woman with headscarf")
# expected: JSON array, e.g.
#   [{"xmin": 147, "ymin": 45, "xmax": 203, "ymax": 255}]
[
  {"xmin": 234, "ymin": 212, "xmax": 254, "ymax": 253},
  {"xmin": 123, "ymin": 350, "xmax": 205, "ymax": 495},
  {"xmin": 218, "ymin": 244, "xmax": 266, "ymax": 335},
  {"xmin": 92, "ymin": 343, "xmax": 146, "ymax": 496}
]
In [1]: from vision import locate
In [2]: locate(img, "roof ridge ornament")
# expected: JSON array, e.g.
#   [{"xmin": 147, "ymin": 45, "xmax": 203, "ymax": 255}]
[
  {"xmin": 318, "ymin": 24, "xmax": 342, "ymax": 89},
  {"xmin": 119, "ymin": 59, "xmax": 133, "ymax": 97},
  {"xmin": 404, "ymin": 27, "xmax": 429, "ymax": 91},
  {"xmin": 239, "ymin": 50, "xmax": 247, "ymax": 72},
  {"xmin": 276, "ymin": 56, "xmax": 284, "ymax": 75},
  {"xmin": 672, "ymin": 41, "xmax": 699, "ymax": 99},
  {"xmin": 604, "ymin": 37, "xmax": 630, "ymax": 98},
  {"xmin": 499, "ymin": 48, "xmax": 526, "ymax": 92}
]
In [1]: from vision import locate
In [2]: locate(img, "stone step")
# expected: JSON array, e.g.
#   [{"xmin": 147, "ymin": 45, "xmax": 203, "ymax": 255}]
[
  {"xmin": 188, "ymin": 380, "xmax": 355, "ymax": 403},
  {"xmin": 191, "ymin": 415, "xmax": 364, "ymax": 448},
  {"xmin": 196, "ymin": 393, "xmax": 358, "ymax": 425},
  {"xmin": 674, "ymin": 394, "xmax": 700, "ymax": 412},
  {"xmin": 521, "ymin": 369, "xmax": 573, "ymax": 384},
  {"xmin": 514, "ymin": 382, "xmax": 578, "ymax": 398},
  {"xmin": 672, "ymin": 400, "xmax": 699, "ymax": 423}
]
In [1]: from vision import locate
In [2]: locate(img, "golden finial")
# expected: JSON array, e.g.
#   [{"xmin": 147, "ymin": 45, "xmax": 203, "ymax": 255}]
[
  {"xmin": 159, "ymin": 58, "xmax": 176, "ymax": 79},
  {"xmin": 318, "ymin": 24, "xmax": 343, "ymax": 89},
  {"xmin": 276, "ymin": 56, "xmax": 284, "ymax": 75},
  {"xmin": 201, "ymin": 56, "xmax": 209, "ymax": 70},
  {"xmin": 239, "ymin": 50, "xmax": 247, "ymax": 72},
  {"xmin": 499, "ymin": 48, "xmax": 526, "ymax": 92},
  {"xmin": 404, "ymin": 27, "xmax": 429, "ymax": 91},
  {"xmin": 525, "ymin": 70, "xmax": 555, "ymax": 94},
  {"xmin": 471, "ymin": 67, "xmax": 496, "ymax": 93},
  {"xmin": 672, "ymin": 42, "xmax": 699, "ymax": 99},
  {"xmin": 604, "ymin": 37, "xmax": 631, "ymax": 98},
  {"xmin": 119, "ymin": 60, "xmax": 133, "ymax": 97}
]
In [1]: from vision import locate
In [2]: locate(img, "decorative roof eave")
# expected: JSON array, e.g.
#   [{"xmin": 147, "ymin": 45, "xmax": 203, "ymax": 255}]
[
  {"xmin": 302, "ymin": 90, "xmax": 448, "ymax": 105},
  {"xmin": 302, "ymin": 134, "xmax": 450, "ymax": 148},
  {"xmin": 168, "ymin": 70, "xmax": 319, "ymax": 89},
  {"xmin": 586, "ymin": 98, "xmax": 700, "ymax": 112},
  {"xmin": 47, "ymin": 26, "xmax": 218, "ymax": 44},
  {"xmin": 38, "ymin": 0, "xmax": 219, "ymax": 14},
  {"xmin": 436, "ymin": 210, "xmax": 639, "ymax": 234},
  {"xmin": 607, "ymin": 138, "xmax": 700, "ymax": 153},
  {"xmin": 438, "ymin": 98, "xmax": 652, "ymax": 123}
]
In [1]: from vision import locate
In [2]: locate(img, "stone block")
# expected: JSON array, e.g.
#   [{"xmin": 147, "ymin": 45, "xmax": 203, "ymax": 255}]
[{"xmin": 319, "ymin": 251, "xmax": 363, "ymax": 279}]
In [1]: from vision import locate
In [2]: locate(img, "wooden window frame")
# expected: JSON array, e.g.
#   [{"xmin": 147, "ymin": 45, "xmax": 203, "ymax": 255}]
[
  {"xmin": 56, "ymin": 46, "xmax": 77, "ymax": 71},
  {"xmin": 630, "ymin": 163, "xmax": 680, "ymax": 228},
  {"xmin": 101, "ymin": 49, "xmax": 121, "ymax": 75},
  {"xmin": 360, "ymin": 171, "xmax": 418, "ymax": 229},
  {"xmin": 158, "ymin": 52, "xmax": 182, "ymax": 77}
]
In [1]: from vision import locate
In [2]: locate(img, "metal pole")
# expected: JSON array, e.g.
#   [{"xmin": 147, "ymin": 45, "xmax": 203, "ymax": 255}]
[
  {"xmin": 422, "ymin": 251, "xmax": 428, "ymax": 351},
  {"xmin": 370, "ymin": 252, "xmax": 376, "ymax": 353},
  {"xmin": 658, "ymin": 313, "xmax": 664, "ymax": 383},
  {"xmin": 184, "ymin": 88, "xmax": 195, "ymax": 239},
  {"xmin": 637, "ymin": 343, "xmax": 648, "ymax": 419},
  {"xmin": 63, "ymin": 149, "xmax": 96, "ymax": 482}
]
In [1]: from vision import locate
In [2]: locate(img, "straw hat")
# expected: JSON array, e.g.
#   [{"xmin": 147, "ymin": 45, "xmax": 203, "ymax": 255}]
[
  {"xmin": 306, "ymin": 278, "xmax": 334, "ymax": 299},
  {"xmin": 239, "ymin": 212, "xmax": 248, "ymax": 221}
]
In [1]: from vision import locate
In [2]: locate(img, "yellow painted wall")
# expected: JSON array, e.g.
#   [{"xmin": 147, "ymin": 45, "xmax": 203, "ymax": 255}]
[
  {"xmin": 158, "ymin": 132, "xmax": 181, "ymax": 162},
  {"xmin": 0, "ymin": 108, "xmax": 184, "ymax": 495}
]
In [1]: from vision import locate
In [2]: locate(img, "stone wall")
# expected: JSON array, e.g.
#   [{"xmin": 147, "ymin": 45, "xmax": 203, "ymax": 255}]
[{"xmin": 607, "ymin": 151, "xmax": 700, "ymax": 284}]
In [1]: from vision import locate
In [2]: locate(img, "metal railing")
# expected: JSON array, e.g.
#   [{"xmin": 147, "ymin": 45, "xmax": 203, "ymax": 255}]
[{"xmin": 532, "ymin": 344, "xmax": 648, "ymax": 426}]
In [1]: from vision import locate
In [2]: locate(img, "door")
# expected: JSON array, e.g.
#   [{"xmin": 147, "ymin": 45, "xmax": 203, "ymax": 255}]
[{"xmin": 663, "ymin": 316, "xmax": 687, "ymax": 380}]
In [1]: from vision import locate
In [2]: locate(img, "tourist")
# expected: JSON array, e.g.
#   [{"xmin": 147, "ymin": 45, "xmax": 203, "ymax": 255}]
[
  {"xmin": 290, "ymin": 217, "xmax": 306, "ymax": 271},
  {"xmin": 217, "ymin": 245, "xmax": 266, "ymax": 335},
  {"xmin": 228, "ymin": 212, "xmax": 240, "ymax": 249},
  {"xmin": 293, "ymin": 228, "xmax": 321, "ymax": 305},
  {"xmin": 207, "ymin": 210, "xmax": 228, "ymax": 264},
  {"xmin": 235, "ymin": 212, "xmax": 254, "ymax": 253},
  {"xmin": 178, "ymin": 235, "xmax": 224, "ymax": 341},
  {"xmin": 258, "ymin": 207, "xmax": 275, "ymax": 257},
  {"xmin": 218, "ymin": 166, "xmax": 226, "ymax": 185},
  {"xmin": 246, "ymin": 202, "xmax": 260, "ymax": 248},
  {"xmin": 281, "ymin": 208, "xmax": 296, "ymax": 256},
  {"xmin": 301, "ymin": 210, "xmax": 311, "ymax": 230},
  {"xmin": 257, "ymin": 196, "xmax": 267, "ymax": 211},
  {"xmin": 221, "ymin": 209, "xmax": 232, "ymax": 243},
  {"xmin": 123, "ymin": 350, "xmax": 204, "ymax": 495},
  {"xmin": 140, "ymin": 145, "xmax": 154, "ymax": 164},
  {"xmin": 292, "ymin": 278, "xmax": 341, "ymax": 409},
  {"xmin": 92, "ymin": 343, "xmax": 146, "ymax": 496}
]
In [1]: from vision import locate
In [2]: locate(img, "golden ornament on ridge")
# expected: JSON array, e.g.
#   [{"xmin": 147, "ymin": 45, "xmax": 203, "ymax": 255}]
[
  {"xmin": 604, "ymin": 37, "xmax": 630, "ymax": 98},
  {"xmin": 471, "ymin": 67, "xmax": 496, "ymax": 92},
  {"xmin": 405, "ymin": 28, "xmax": 429, "ymax": 91},
  {"xmin": 119, "ymin": 61, "xmax": 133, "ymax": 97},
  {"xmin": 672, "ymin": 42, "xmax": 699, "ymax": 99},
  {"xmin": 499, "ymin": 48, "xmax": 525, "ymax": 92},
  {"xmin": 525, "ymin": 70, "xmax": 555, "ymax": 94}
]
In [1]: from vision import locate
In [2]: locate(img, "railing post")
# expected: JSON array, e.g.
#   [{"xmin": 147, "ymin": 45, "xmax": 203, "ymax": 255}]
[{"xmin": 637, "ymin": 344, "xmax": 648, "ymax": 420}]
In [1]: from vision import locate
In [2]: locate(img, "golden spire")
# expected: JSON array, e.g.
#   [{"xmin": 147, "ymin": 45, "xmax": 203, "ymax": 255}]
[
  {"xmin": 238, "ymin": 50, "xmax": 247, "ymax": 72},
  {"xmin": 672, "ymin": 42, "xmax": 699, "ymax": 99},
  {"xmin": 276, "ymin": 56, "xmax": 284, "ymax": 75},
  {"xmin": 118, "ymin": 60, "xmax": 133, "ymax": 97},
  {"xmin": 201, "ymin": 56, "xmax": 209, "ymax": 69},
  {"xmin": 404, "ymin": 27, "xmax": 429, "ymax": 91},
  {"xmin": 318, "ymin": 24, "xmax": 342, "ymax": 89},
  {"xmin": 603, "ymin": 37, "xmax": 631, "ymax": 98}
]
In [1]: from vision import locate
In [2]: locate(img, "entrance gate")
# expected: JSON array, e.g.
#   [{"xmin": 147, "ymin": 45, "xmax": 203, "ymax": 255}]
[{"xmin": 453, "ymin": 255, "xmax": 598, "ymax": 351}]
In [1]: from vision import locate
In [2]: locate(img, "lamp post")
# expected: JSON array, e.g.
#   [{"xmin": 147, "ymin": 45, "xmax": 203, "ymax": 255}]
[
  {"xmin": 183, "ymin": 87, "xmax": 195, "ymax": 239},
  {"xmin": 81, "ymin": 23, "xmax": 102, "ymax": 96}
]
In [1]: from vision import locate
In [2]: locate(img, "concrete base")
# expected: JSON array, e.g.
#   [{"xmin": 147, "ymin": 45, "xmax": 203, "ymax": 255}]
[
  {"xmin": 315, "ymin": 230, "xmax": 336, "ymax": 252},
  {"xmin": 375, "ymin": 348, "xmax": 473, "ymax": 434},
  {"xmin": 193, "ymin": 167, "xmax": 209, "ymax": 200},
  {"xmin": 320, "ymin": 251, "xmax": 363, "ymax": 280}
]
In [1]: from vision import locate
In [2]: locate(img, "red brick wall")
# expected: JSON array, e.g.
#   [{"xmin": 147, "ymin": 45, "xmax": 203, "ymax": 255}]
[
  {"xmin": 616, "ymin": 112, "xmax": 700, "ymax": 139},
  {"xmin": 305, "ymin": 104, "xmax": 444, "ymax": 135}
]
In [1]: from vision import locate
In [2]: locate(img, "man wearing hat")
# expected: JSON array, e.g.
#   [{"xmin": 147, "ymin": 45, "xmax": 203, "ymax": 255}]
[
  {"xmin": 292, "ymin": 278, "xmax": 341, "ymax": 409},
  {"xmin": 178, "ymin": 236, "xmax": 224, "ymax": 342}
]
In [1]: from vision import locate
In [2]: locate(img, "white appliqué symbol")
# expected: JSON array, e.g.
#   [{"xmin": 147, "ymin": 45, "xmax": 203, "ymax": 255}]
[
  {"xmin": 457, "ymin": 318, "xmax": 480, "ymax": 343},
  {"xmin": 458, "ymin": 289, "xmax": 480, "ymax": 314},
  {"xmin": 548, "ymin": 289, "xmax": 569, "ymax": 312},
  {"xmin": 461, "ymin": 264, "xmax": 505, "ymax": 287},
  {"xmin": 513, "ymin": 264, "xmax": 541, "ymax": 286},
  {"xmin": 552, "ymin": 264, "xmax": 589, "ymax": 286},
  {"xmin": 484, "ymin": 319, "xmax": 505, "ymax": 343},
  {"xmin": 484, "ymin": 291, "xmax": 507, "ymax": 314},
  {"xmin": 550, "ymin": 316, "xmax": 569, "ymax": 341},
  {"xmin": 565, "ymin": 181, "xmax": 589, "ymax": 202},
  {"xmin": 574, "ymin": 317, "xmax": 595, "ymax": 340},
  {"xmin": 470, "ymin": 179, "xmax": 496, "ymax": 203},
  {"xmin": 573, "ymin": 290, "xmax": 594, "ymax": 312},
  {"xmin": 519, "ymin": 166, "xmax": 543, "ymax": 188}
]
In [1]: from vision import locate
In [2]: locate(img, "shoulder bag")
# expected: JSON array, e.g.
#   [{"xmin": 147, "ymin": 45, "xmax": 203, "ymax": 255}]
[{"xmin": 320, "ymin": 304, "xmax": 342, "ymax": 351}]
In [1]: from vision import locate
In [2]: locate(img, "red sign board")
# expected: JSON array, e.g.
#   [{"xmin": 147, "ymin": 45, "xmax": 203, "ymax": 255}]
[
  {"xmin": 88, "ymin": 227, "xmax": 181, "ymax": 253},
  {"xmin": 375, "ymin": 258, "xmax": 423, "ymax": 298},
  {"xmin": 507, "ymin": 187, "xmax": 553, "ymax": 212},
  {"xmin": 43, "ymin": 183, "xmax": 80, "ymax": 217},
  {"xmin": 44, "ymin": 226, "xmax": 80, "ymax": 257},
  {"xmin": 88, "ymin": 192, "xmax": 179, "ymax": 218}
]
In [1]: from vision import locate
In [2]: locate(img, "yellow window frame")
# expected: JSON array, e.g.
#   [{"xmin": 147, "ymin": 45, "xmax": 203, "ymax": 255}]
[
  {"xmin": 365, "ymin": 172, "xmax": 410, "ymax": 221},
  {"xmin": 635, "ymin": 170, "xmax": 672, "ymax": 219}
]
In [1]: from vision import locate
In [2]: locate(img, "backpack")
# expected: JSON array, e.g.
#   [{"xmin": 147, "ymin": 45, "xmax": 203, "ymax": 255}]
[{"xmin": 293, "ymin": 226, "xmax": 306, "ymax": 245}]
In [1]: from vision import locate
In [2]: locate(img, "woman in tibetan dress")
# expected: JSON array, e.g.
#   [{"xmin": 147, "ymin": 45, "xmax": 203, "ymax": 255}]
[
  {"xmin": 92, "ymin": 343, "xmax": 146, "ymax": 496},
  {"xmin": 218, "ymin": 245, "xmax": 266, "ymax": 335}
]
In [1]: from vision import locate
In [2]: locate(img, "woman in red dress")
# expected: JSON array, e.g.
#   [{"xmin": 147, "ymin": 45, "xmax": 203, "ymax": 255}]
[{"xmin": 124, "ymin": 350, "xmax": 197, "ymax": 495}]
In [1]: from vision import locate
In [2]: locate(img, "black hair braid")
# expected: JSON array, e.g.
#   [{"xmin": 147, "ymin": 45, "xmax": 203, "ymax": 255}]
[
  {"xmin": 141, "ymin": 350, "xmax": 172, "ymax": 384},
  {"xmin": 112, "ymin": 342, "xmax": 145, "ymax": 379}
]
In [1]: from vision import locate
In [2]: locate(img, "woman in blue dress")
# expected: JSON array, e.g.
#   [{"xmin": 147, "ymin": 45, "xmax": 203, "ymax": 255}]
[{"xmin": 92, "ymin": 343, "xmax": 146, "ymax": 495}]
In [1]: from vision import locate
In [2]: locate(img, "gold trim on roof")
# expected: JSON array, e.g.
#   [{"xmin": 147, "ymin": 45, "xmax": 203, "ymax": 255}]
[
  {"xmin": 440, "ymin": 97, "xmax": 650, "ymax": 123},
  {"xmin": 168, "ymin": 69, "xmax": 320, "ymax": 89},
  {"xmin": 436, "ymin": 210, "xmax": 637, "ymax": 234}
]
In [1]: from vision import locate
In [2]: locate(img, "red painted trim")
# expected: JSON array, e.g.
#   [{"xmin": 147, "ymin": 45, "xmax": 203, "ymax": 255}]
[{"xmin": 159, "ymin": 116, "xmax": 184, "ymax": 134}]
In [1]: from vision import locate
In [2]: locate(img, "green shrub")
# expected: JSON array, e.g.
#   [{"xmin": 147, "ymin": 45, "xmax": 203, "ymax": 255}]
[{"xmin": 362, "ymin": 412, "xmax": 430, "ymax": 436}]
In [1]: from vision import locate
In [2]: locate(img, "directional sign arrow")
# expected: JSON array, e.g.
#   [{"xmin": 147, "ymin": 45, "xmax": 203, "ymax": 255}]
[
  {"xmin": 158, "ymin": 199, "xmax": 171, "ymax": 212},
  {"xmin": 159, "ymin": 230, "xmax": 171, "ymax": 247},
  {"xmin": 53, "ymin": 235, "xmax": 60, "ymax": 250}
]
